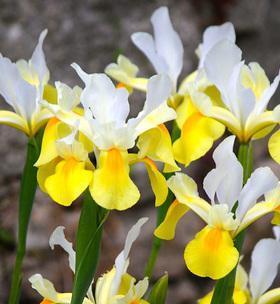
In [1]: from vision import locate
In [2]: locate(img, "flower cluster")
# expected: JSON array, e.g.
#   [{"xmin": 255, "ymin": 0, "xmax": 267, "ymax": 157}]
[{"xmin": 1, "ymin": 5, "xmax": 280, "ymax": 304}]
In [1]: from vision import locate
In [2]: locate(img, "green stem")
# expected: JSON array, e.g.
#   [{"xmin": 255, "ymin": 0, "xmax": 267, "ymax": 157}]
[
  {"xmin": 210, "ymin": 141, "xmax": 252, "ymax": 304},
  {"xmin": 8, "ymin": 132, "xmax": 42, "ymax": 304},
  {"xmin": 144, "ymin": 122, "xmax": 181, "ymax": 279},
  {"xmin": 71, "ymin": 191, "xmax": 108, "ymax": 304}
]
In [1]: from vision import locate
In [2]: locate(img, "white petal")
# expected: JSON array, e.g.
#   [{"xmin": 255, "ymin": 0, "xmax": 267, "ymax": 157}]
[
  {"xmin": 131, "ymin": 32, "xmax": 167, "ymax": 75},
  {"xmin": 55, "ymin": 81, "xmax": 81, "ymax": 111},
  {"xmin": 73, "ymin": 68, "xmax": 130, "ymax": 125},
  {"xmin": 198, "ymin": 22, "xmax": 236, "ymax": 68},
  {"xmin": 273, "ymin": 226, "xmax": 280, "ymax": 241},
  {"xmin": 204, "ymin": 40, "xmax": 242, "ymax": 101},
  {"xmin": 236, "ymin": 167, "xmax": 278, "ymax": 220},
  {"xmin": 249, "ymin": 238, "xmax": 280, "ymax": 300},
  {"xmin": 30, "ymin": 29, "xmax": 49, "ymax": 86},
  {"xmin": 254, "ymin": 71, "xmax": 280, "ymax": 115},
  {"xmin": 49, "ymin": 226, "xmax": 76, "ymax": 273},
  {"xmin": 151, "ymin": 6, "xmax": 183, "ymax": 89},
  {"xmin": 0, "ymin": 56, "xmax": 37, "ymax": 120},
  {"xmin": 29, "ymin": 274, "xmax": 58, "ymax": 302},
  {"xmin": 203, "ymin": 136, "xmax": 243, "ymax": 209},
  {"xmin": 130, "ymin": 74, "xmax": 173, "ymax": 133},
  {"xmin": 111, "ymin": 217, "xmax": 148, "ymax": 296}
]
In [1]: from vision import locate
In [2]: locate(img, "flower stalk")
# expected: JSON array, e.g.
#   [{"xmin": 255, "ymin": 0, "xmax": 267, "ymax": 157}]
[{"xmin": 8, "ymin": 132, "xmax": 42, "ymax": 304}]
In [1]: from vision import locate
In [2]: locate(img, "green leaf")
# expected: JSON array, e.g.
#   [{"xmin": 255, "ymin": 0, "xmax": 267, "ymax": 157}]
[
  {"xmin": 148, "ymin": 274, "xmax": 169, "ymax": 304},
  {"xmin": 8, "ymin": 131, "xmax": 43, "ymax": 304},
  {"xmin": 71, "ymin": 192, "xmax": 108, "ymax": 304}
]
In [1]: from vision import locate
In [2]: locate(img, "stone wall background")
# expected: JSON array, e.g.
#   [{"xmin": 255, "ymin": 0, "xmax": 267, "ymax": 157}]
[{"xmin": 0, "ymin": 0, "xmax": 280, "ymax": 303}]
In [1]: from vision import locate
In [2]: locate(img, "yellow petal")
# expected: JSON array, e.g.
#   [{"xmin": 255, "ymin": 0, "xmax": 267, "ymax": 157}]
[
  {"xmin": 35, "ymin": 117, "xmax": 60, "ymax": 166},
  {"xmin": 37, "ymin": 158, "xmax": 60, "ymax": 193},
  {"xmin": 137, "ymin": 124, "xmax": 179, "ymax": 172},
  {"xmin": 173, "ymin": 112, "xmax": 224, "ymax": 166},
  {"xmin": 155, "ymin": 199, "xmax": 189, "ymax": 240},
  {"xmin": 269, "ymin": 129, "xmax": 280, "ymax": 164},
  {"xmin": 90, "ymin": 149, "xmax": 140, "ymax": 210},
  {"xmin": 184, "ymin": 226, "xmax": 239, "ymax": 279},
  {"xmin": 198, "ymin": 291, "xmax": 213, "ymax": 304},
  {"xmin": 43, "ymin": 84, "xmax": 58, "ymax": 104},
  {"xmin": 198, "ymin": 289, "xmax": 248, "ymax": 304},
  {"xmin": 45, "ymin": 158, "xmax": 93, "ymax": 206},
  {"xmin": 141, "ymin": 158, "xmax": 168, "ymax": 207},
  {"xmin": 175, "ymin": 95, "xmax": 196, "ymax": 129},
  {"xmin": 0, "ymin": 110, "xmax": 29, "ymax": 134},
  {"xmin": 258, "ymin": 288, "xmax": 280, "ymax": 304}
]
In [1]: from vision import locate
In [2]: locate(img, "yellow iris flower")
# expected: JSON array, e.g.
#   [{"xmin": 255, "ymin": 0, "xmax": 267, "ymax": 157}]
[
  {"xmin": 155, "ymin": 136, "xmax": 280, "ymax": 279},
  {"xmin": 0, "ymin": 30, "xmax": 54, "ymax": 137},
  {"xmin": 29, "ymin": 218, "xmax": 150, "ymax": 304},
  {"xmin": 199, "ymin": 227, "xmax": 280, "ymax": 304}
]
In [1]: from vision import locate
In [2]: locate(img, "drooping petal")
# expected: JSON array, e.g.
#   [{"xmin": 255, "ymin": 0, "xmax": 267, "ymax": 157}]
[
  {"xmin": 105, "ymin": 55, "xmax": 148, "ymax": 92},
  {"xmin": 45, "ymin": 158, "xmax": 93, "ymax": 206},
  {"xmin": 167, "ymin": 172, "xmax": 211, "ymax": 222},
  {"xmin": 141, "ymin": 158, "xmax": 168, "ymax": 207},
  {"xmin": 137, "ymin": 124, "xmax": 179, "ymax": 172},
  {"xmin": 154, "ymin": 199, "xmax": 189, "ymax": 240},
  {"xmin": 268, "ymin": 129, "xmax": 280, "ymax": 164},
  {"xmin": 173, "ymin": 111, "xmax": 224, "ymax": 167},
  {"xmin": 37, "ymin": 158, "xmax": 60, "ymax": 193},
  {"xmin": 0, "ymin": 110, "xmax": 29, "ymax": 134},
  {"xmin": 249, "ymin": 238, "xmax": 280, "ymax": 300},
  {"xmin": 184, "ymin": 226, "xmax": 239, "ymax": 279},
  {"xmin": 236, "ymin": 167, "xmax": 278, "ymax": 221},
  {"xmin": 49, "ymin": 226, "xmax": 76, "ymax": 273},
  {"xmin": 35, "ymin": 117, "xmax": 60, "ymax": 166},
  {"xmin": 258, "ymin": 288, "xmax": 280, "ymax": 304},
  {"xmin": 89, "ymin": 149, "xmax": 140, "ymax": 210}
]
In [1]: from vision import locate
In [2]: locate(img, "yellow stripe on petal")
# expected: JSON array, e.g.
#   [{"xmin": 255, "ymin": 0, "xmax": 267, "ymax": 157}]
[
  {"xmin": 45, "ymin": 158, "xmax": 93, "ymax": 206},
  {"xmin": 173, "ymin": 112, "xmax": 224, "ymax": 166},
  {"xmin": 0, "ymin": 110, "xmax": 29, "ymax": 135},
  {"xmin": 137, "ymin": 124, "xmax": 179, "ymax": 173},
  {"xmin": 90, "ymin": 149, "xmax": 140, "ymax": 210},
  {"xmin": 184, "ymin": 226, "xmax": 239, "ymax": 279},
  {"xmin": 155, "ymin": 199, "xmax": 189, "ymax": 240},
  {"xmin": 35, "ymin": 117, "xmax": 60, "ymax": 167},
  {"xmin": 269, "ymin": 129, "xmax": 280, "ymax": 164},
  {"xmin": 142, "ymin": 158, "xmax": 168, "ymax": 207}
]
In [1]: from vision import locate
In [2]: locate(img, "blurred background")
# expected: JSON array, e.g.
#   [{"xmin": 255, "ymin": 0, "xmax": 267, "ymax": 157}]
[{"xmin": 0, "ymin": 0, "xmax": 280, "ymax": 303}]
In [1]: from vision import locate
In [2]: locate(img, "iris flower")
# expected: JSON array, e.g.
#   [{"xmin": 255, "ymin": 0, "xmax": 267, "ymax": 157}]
[
  {"xmin": 191, "ymin": 38, "xmax": 280, "ymax": 143},
  {"xmin": 29, "ymin": 218, "xmax": 150, "ymax": 304},
  {"xmin": 105, "ymin": 7, "xmax": 229, "ymax": 167},
  {"xmin": 59, "ymin": 66, "xmax": 177, "ymax": 210},
  {"xmin": 155, "ymin": 136, "xmax": 280, "ymax": 279},
  {"xmin": 199, "ymin": 227, "xmax": 280, "ymax": 304},
  {"xmin": 0, "ymin": 30, "xmax": 53, "ymax": 136}
]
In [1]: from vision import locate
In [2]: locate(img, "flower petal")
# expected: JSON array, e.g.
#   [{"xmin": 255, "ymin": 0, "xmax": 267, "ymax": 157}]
[
  {"xmin": 137, "ymin": 124, "xmax": 179, "ymax": 172},
  {"xmin": 268, "ymin": 129, "xmax": 280, "ymax": 164},
  {"xmin": 249, "ymin": 238, "xmax": 280, "ymax": 300},
  {"xmin": 154, "ymin": 199, "xmax": 189, "ymax": 240},
  {"xmin": 90, "ymin": 149, "xmax": 140, "ymax": 210},
  {"xmin": 184, "ymin": 226, "xmax": 239, "ymax": 279},
  {"xmin": 173, "ymin": 111, "xmax": 224, "ymax": 167},
  {"xmin": 45, "ymin": 158, "xmax": 93, "ymax": 206},
  {"xmin": 258, "ymin": 288, "xmax": 280, "ymax": 304},
  {"xmin": 0, "ymin": 110, "xmax": 29, "ymax": 134},
  {"xmin": 236, "ymin": 167, "xmax": 278, "ymax": 221},
  {"xmin": 29, "ymin": 274, "xmax": 58, "ymax": 302}
]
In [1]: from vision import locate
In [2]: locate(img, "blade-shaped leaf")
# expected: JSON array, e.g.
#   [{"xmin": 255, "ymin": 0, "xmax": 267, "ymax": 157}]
[{"xmin": 148, "ymin": 273, "xmax": 169, "ymax": 304}]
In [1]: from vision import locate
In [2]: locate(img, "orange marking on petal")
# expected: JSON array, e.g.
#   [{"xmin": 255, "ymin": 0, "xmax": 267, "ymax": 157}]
[{"xmin": 203, "ymin": 228, "xmax": 223, "ymax": 251}]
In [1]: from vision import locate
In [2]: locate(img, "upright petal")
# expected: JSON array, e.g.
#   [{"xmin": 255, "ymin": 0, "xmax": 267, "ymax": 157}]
[
  {"xmin": 49, "ymin": 226, "xmax": 76, "ymax": 273},
  {"xmin": 198, "ymin": 22, "xmax": 236, "ymax": 68},
  {"xmin": 249, "ymin": 238, "xmax": 280, "ymax": 300},
  {"xmin": 236, "ymin": 167, "xmax": 278, "ymax": 220},
  {"xmin": 203, "ymin": 135, "xmax": 243, "ymax": 209},
  {"xmin": 29, "ymin": 274, "xmax": 58, "ymax": 302}
]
